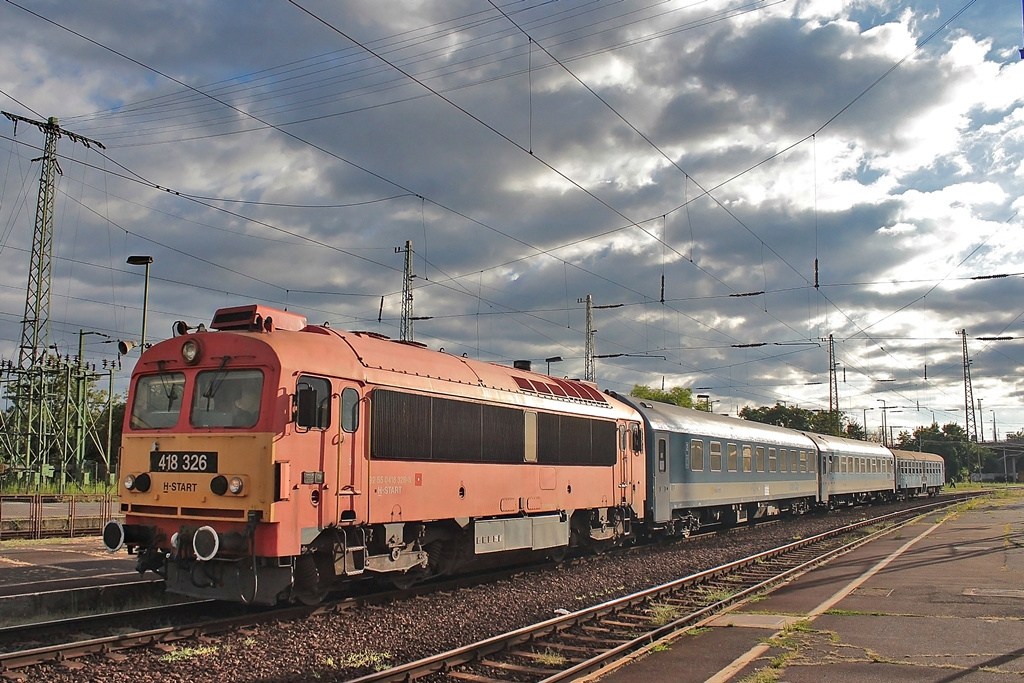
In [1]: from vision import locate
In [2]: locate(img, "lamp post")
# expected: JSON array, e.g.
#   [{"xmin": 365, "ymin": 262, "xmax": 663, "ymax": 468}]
[
  {"xmin": 862, "ymin": 407, "xmax": 874, "ymax": 440},
  {"xmin": 545, "ymin": 356, "xmax": 563, "ymax": 376},
  {"xmin": 877, "ymin": 399, "xmax": 888, "ymax": 447},
  {"xmin": 127, "ymin": 255, "xmax": 153, "ymax": 350}
]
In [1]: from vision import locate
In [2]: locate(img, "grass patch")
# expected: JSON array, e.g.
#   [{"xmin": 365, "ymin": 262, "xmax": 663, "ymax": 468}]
[
  {"xmin": 650, "ymin": 642, "xmax": 672, "ymax": 653},
  {"xmin": 738, "ymin": 667, "xmax": 783, "ymax": 683},
  {"xmin": 647, "ymin": 601, "xmax": 682, "ymax": 626},
  {"xmin": 697, "ymin": 586, "xmax": 737, "ymax": 606},
  {"xmin": 535, "ymin": 649, "xmax": 567, "ymax": 667},
  {"xmin": 159, "ymin": 645, "xmax": 219, "ymax": 663},
  {"xmin": 336, "ymin": 649, "xmax": 392, "ymax": 671}
]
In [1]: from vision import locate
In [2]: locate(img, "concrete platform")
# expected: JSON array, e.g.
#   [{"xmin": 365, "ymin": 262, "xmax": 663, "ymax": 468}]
[
  {"xmin": 593, "ymin": 494, "xmax": 1024, "ymax": 682},
  {"xmin": 0, "ymin": 536, "xmax": 167, "ymax": 623}
]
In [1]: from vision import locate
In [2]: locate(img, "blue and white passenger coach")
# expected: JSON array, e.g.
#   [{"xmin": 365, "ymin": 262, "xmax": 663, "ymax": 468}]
[
  {"xmin": 615, "ymin": 395, "xmax": 819, "ymax": 537},
  {"xmin": 807, "ymin": 432, "xmax": 895, "ymax": 507}
]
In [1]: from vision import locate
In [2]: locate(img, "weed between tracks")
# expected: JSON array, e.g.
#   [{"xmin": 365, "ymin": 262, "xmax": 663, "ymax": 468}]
[
  {"xmin": 159, "ymin": 645, "xmax": 220, "ymax": 662},
  {"xmin": 535, "ymin": 649, "xmax": 567, "ymax": 667},
  {"xmin": 646, "ymin": 601, "xmax": 682, "ymax": 626}
]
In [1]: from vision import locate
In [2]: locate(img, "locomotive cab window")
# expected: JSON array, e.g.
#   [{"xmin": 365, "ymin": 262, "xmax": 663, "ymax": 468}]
[
  {"xmin": 130, "ymin": 372, "xmax": 186, "ymax": 429},
  {"xmin": 341, "ymin": 387, "xmax": 359, "ymax": 433},
  {"xmin": 191, "ymin": 369, "xmax": 264, "ymax": 428},
  {"xmin": 296, "ymin": 375, "xmax": 332, "ymax": 430}
]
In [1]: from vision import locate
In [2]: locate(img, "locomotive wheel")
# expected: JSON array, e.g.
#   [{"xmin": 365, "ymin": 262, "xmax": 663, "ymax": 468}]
[{"xmin": 293, "ymin": 554, "xmax": 326, "ymax": 605}]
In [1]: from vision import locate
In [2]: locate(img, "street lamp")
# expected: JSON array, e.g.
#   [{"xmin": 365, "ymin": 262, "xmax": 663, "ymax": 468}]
[
  {"xmin": 127, "ymin": 255, "xmax": 153, "ymax": 351},
  {"xmin": 877, "ymin": 399, "xmax": 887, "ymax": 447},
  {"xmin": 545, "ymin": 356, "xmax": 563, "ymax": 375},
  {"xmin": 862, "ymin": 407, "xmax": 874, "ymax": 440}
]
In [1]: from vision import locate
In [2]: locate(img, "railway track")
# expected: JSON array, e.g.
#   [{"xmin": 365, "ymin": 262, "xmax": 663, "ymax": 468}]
[
  {"xmin": 0, "ymin": 493, "xmax": 981, "ymax": 680},
  {"xmin": 345, "ymin": 495, "xmax": 975, "ymax": 683}
]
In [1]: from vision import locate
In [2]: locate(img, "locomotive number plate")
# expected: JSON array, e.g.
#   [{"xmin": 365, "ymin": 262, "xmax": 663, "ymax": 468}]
[{"xmin": 150, "ymin": 451, "xmax": 218, "ymax": 473}]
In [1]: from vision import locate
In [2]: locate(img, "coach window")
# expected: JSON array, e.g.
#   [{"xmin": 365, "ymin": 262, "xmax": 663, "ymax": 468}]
[
  {"xmin": 808, "ymin": 452, "xmax": 815, "ymax": 473},
  {"xmin": 768, "ymin": 448, "xmax": 776, "ymax": 472},
  {"xmin": 296, "ymin": 375, "xmax": 332, "ymax": 430},
  {"xmin": 710, "ymin": 441, "xmax": 722, "ymax": 472},
  {"xmin": 658, "ymin": 438, "xmax": 667, "ymax": 473},
  {"xmin": 690, "ymin": 439, "xmax": 704, "ymax": 471},
  {"xmin": 727, "ymin": 443, "xmax": 738, "ymax": 472},
  {"xmin": 778, "ymin": 449, "xmax": 787, "ymax": 472},
  {"xmin": 755, "ymin": 446, "xmax": 765, "ymax": 472},
  {"xmin": 790, "ymin": 449, "xmax": 798, "ymax": 472},
  {"xmin": 742, "ymin": 445, "xmax": 752, "ymax": 472},
  {"xmin": 797, "ymin": 451, "xmax": 806, "ymax": 472}
]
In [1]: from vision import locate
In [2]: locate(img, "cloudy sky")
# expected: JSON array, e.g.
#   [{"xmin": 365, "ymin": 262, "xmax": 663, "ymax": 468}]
[{"xmin": 1, "ymin": 0, "xmax": 1021, "ymax": 442}]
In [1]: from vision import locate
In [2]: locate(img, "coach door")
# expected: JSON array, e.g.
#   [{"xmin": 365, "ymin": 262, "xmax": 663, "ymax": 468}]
[{"xmin": 653, "ymin": 431, "xmax": 671, "ymax": 522}]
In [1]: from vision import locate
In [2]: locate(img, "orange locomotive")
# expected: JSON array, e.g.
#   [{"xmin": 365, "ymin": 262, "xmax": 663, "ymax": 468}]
[{"xmin": 103, "ymin": 304, "xmax": 646, "ymax": 604}]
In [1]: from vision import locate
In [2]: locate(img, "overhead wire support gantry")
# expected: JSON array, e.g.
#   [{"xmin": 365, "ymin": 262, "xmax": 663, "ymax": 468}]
[{"xmin": 1, "ymin": 112, "xmax": 111, "ymax": 492}]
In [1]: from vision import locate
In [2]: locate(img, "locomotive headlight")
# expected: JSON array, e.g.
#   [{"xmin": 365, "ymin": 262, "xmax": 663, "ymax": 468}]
[
  {"xmin": 123, "ymin": 472, "xmax": 151, "ymax": 492},
  {"xmin": 181, "ymin": 339, "xmax": 201, "ymax": 364},
  {"xmin": 228, "ymin": 477, "xmax": 244, "ymax": 495}
]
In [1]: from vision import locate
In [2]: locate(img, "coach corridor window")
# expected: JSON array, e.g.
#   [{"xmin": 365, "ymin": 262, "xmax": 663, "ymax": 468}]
[
  {"xmin": 690, "ymin": 439, "xmax": 704, "ymax": 471},
  {"xmin": 658, "ymin": 438, "xmax": 667, "ymax": 473},
  {"xmin": 710, "ymin": 441, "xmax": 722, "ymax": 471}
]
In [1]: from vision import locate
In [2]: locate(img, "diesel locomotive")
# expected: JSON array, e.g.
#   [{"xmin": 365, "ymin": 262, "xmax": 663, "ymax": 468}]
[{"xmin": 103, "ymin": 304, "xmax": 943, "ymax": 605}]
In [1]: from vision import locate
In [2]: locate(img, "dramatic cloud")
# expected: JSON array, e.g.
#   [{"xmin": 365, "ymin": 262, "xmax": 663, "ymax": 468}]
[{"xmin": 1, "ymin": 0, "xmax": 1021, "ymax": 439}]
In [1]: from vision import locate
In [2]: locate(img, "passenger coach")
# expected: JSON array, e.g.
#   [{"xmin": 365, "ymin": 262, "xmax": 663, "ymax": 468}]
[{"xmin": 615, "ymin": 395, "xmax": 819, "ymax": 537}]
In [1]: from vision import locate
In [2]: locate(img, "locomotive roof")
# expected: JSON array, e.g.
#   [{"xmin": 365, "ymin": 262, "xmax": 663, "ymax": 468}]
[
  {"xmin": 615, "ymin": 394, "xmax": 817, "ymax": 449},
  {"xmin": 155, "ymin": 314, "xmax": 636, "ymax": 419}
]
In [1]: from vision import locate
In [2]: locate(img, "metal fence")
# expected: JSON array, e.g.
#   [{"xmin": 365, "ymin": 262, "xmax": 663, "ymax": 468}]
[{"xmin": 0, "ymin": 494, "xmax": 120, "ymax": 540}]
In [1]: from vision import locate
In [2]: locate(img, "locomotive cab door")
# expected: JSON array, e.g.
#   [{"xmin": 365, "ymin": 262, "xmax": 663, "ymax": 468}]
[{"xmin": 335, "ymin": 385, "xmax": 364, "ymax": 524}]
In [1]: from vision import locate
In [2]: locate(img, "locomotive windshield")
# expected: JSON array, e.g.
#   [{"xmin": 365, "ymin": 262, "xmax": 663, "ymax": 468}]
[
  {"xmin": 191, "ymin": 369, "xmax": 264, "ymax": 428},
  {"xmin": 130, "ymin": 372, "xmax": 186, "ymax": 429}
]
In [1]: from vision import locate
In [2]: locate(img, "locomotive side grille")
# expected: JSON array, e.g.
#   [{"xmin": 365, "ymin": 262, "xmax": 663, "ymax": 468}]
[
  {"xmin": 538, "ymin": 413, "xmax": 617, "ymax": 466},
  {"xmin": 371, "ymin": 389, "xmax": 523, "ymax": 463},
  {"xmin": 536, "ymin": 411, "xmax": 614, "ymax": 464},
  {"xmin": 432, "ymin": 397, "xmax": 482, "ymax": 461},
  {"xmin": 373, "ymin": 390, "xmax": 432, "ymax": 461}
]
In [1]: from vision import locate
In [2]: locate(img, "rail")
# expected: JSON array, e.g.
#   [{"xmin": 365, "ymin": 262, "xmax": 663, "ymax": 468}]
[
  {"xmin": 345, "ymin": 494, "xmax": 979, "ymax": 683},
  {"xmin": 0, "ymin": 494, "xmax": 120, "ymax": 540}
]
